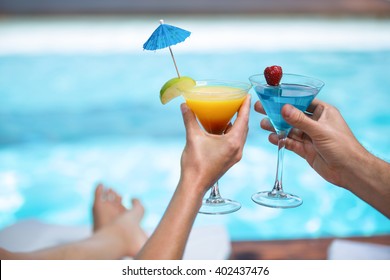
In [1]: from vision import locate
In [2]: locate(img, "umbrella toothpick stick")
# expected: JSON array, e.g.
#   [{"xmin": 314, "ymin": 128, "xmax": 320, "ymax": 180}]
[
  {"xmin": 169, "ymin": 46, "xmax": 181, "ymax": 78},
  {"xmin": 143, "ymin": 19, "xmax": 190, "ymax": 79}
]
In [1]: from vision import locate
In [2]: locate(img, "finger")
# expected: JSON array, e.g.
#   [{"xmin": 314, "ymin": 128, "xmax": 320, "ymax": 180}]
[
  {"xmin": 268, "ymin": 131, "xmax": 304, "ymax": 145},
  {"xmin": 235, "ymin": 94, "xmax": 251, "ymax": 121},
  {"xmin": 181, "ymin": 103, "xmax": 201, "ymax": 138},
  {"xmin": 231, "ymin": 95, "xmax": 251, "ymax": 136},
  {"xmin": 224, "ymin": 122, "xmax": 233, "ymax": 133},
  {"xmin": 254, "ymin": 100, "xmax": 266, "ymax": 115},
  {"xmin": 281, "ymin": 104, "xmax": 319, "ymax": 137},
  {"xmin": 268, "ymin": 133, "xmax": 307, "ymax": 160},
  {"xmin": 268, "ymin": 133, "xmax": 278, "ymax": 145},
  {"xmin": 288, "ymin": 127, "xmax": 305, "ymax": 142},
  {"xmin": 305, "ymin": 99, "xmax": 321, "ymax": 113},
  {"xmin": 306, "ymin": 99, "xmax": 327, "ymax": 119},
  {"xmin": 260, "ymin": 118, "xmax": 275, "ymax": 132}
]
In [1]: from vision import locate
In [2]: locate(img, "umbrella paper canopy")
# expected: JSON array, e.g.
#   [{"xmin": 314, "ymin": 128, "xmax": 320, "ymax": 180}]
[
  {"xmin": 143, "ymin": 20, "xmax": 191, "ymax": 77},
  {"xmin": 143, "ymin": 20, "xmax": 191, "ymax": 51}
]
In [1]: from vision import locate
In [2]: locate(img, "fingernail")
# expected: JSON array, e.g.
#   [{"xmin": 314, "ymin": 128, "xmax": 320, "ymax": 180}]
[
  {"xmin": 180, "ymin": 103, "xmax": 188, "ymax": 114},
  {"xmin": 283, "ymin": 104, "xmax": 293, "ymax": 119}
]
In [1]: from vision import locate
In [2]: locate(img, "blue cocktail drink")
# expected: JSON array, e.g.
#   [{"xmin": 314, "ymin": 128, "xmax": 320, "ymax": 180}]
[
  {"xmin": 256, "ymin": 84, "xmax": 319, "ymax": 132},
  {"xmin": 249, "ymin": 73, "xmax": 324, "ymax": 208}
]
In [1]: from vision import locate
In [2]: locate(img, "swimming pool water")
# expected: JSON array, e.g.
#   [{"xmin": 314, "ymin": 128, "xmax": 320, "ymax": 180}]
[{"xmin": 1, "ymin": 50, "xmax": 389, "ymax": 241}]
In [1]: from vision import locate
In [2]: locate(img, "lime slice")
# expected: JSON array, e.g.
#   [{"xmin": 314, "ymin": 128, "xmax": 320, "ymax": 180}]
[{"xmin": 160, "ymin": 76, "xmax": 195, "ymax": 104}]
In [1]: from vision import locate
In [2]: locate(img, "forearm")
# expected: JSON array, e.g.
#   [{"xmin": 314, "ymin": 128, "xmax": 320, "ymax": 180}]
[
  {"xmin": 135, "ymin": 177, "xmax": 205, "ymax": 260},
  {"xmin": 344, "ymin": 148, "xmax": 390, "ymax": 218}
]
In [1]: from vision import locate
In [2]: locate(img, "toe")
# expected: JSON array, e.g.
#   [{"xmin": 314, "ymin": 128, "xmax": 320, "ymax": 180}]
[
  {"xmin": 107, "ymin": 188, "xmax": 116, "ymax": 202},
  {"xmin": 95, "ymin": 183, "xmax": 104, "ymax": 198},
  {"xmin": 131, "ymin": 198, "xmax": 145, "ymax": 219},
  {"xmin": 94, "ymin": 183, "xmax": 106, "ymax": 207}
]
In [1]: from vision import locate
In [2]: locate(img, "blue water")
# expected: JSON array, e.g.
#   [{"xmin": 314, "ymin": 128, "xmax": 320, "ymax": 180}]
[
  {"xmin": 0, "ymin": 51, "xmax": 389, "ymax": 241},
  {"xmin": 255, "ymin": 84, "xmax": 318, "ymax": 132}
]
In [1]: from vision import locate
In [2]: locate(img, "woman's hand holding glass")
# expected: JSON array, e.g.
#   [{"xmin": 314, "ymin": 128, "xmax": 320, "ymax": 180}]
[{"xmin": 180, "ymin": 95, "xmax": 251, "ymax": 197}]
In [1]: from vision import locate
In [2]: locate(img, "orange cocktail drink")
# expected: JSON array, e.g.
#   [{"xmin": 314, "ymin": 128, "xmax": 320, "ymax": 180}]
[{"xmin": 183, "ymin": 82, "xmax": 249, "ymax": 135}]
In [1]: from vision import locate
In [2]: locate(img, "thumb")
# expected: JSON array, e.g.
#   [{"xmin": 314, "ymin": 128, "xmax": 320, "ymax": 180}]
[
  {"xmin": 282, "ymin": 104, "xmax": 319, "ymax": 136},
  {"xmin": 180, "ymin": 103, "xmax": 200, "ymax": 137}
]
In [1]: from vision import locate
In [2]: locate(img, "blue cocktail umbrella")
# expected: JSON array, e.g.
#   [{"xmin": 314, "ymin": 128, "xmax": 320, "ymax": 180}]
[{"xmin": 143, "ymin": 19, "xmax": 191, "ymax": 78}]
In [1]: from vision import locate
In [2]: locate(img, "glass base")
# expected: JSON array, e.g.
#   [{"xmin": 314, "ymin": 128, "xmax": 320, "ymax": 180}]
[
  {"xmin": 199, "ymin": 198, "xmax": 241, "ymax": 215},
  {"xmin": 251, "ymin": 191, "xmax": 303, "ymax": 208}
]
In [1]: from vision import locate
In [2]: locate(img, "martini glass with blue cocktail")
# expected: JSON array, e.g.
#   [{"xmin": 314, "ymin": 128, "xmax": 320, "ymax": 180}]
[{"xmin": 249, "ymin": 66, "xmax": 324, "ymax": 208}]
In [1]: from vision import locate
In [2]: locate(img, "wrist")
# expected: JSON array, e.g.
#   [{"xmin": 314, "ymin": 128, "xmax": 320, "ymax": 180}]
[
  {"xmin": 178, "ymin": 172, "xmax": 212, "ymax": 198},
  {"xmin": 341, "ymin": 143, "xmax": 389, "ymax": 194},
  {"xmin": 341, "ymin": 145, "xmax": 369, "ymax": 190},
  {"xmin": 342, "ymin": 148, "xmax": 390, "ymax": 218},
  {"xmin": 333, "ymin": 137, "xmax": 368, "ymax": 190}
]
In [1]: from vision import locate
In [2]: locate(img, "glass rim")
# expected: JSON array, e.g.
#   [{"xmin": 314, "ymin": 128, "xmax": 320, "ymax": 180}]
[
  {"xmin": 182, "ymin": 79, "xmax": 252, "ymax": 95},
  {"xmin": 249, "ymin": 73, "xmax": 325, "ymax": 89}
]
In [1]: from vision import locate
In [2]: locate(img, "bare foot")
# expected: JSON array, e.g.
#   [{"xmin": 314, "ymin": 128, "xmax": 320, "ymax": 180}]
[
  {"xmin": 112, "ymin": 198, "xmax": 149, "ymax": 257},
  {"xmin": 92, "ymin": 183, "xmax": 148, "ymax": 257},
  {"xmin": 93, "ymin": 184, "xmax": 126, "ymax": 232}
]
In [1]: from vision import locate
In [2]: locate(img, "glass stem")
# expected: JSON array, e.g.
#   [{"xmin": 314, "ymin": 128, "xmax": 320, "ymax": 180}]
[
  {"xmin": 206, "ymin": 181, "xmax": 225, "ymax": 203},
  {"xmin": 207, "ymin": 130, "xmax": 224, "ymax": 202},
  {"xmin": 209, "ymin": 181, "xmax": 221, "ymax": 199},
  {"xmin": 271, "ymin": 131, "xmax": 287, "ymax": 196}
]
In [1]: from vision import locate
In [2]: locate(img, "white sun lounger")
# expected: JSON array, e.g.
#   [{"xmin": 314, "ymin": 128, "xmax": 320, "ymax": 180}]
[
  {"xmin": 0, "ymin": 219, "xmax": 231, "ymax": 260},
  {"xmin": 328, "ymin": 239, "xmax": 390, "ymax": 260}
]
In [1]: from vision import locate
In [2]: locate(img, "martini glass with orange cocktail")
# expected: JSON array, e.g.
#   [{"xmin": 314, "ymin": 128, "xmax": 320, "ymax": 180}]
[{"xmin": 180, "ymin": 80, "xmax": 250, "ymax": 214}]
